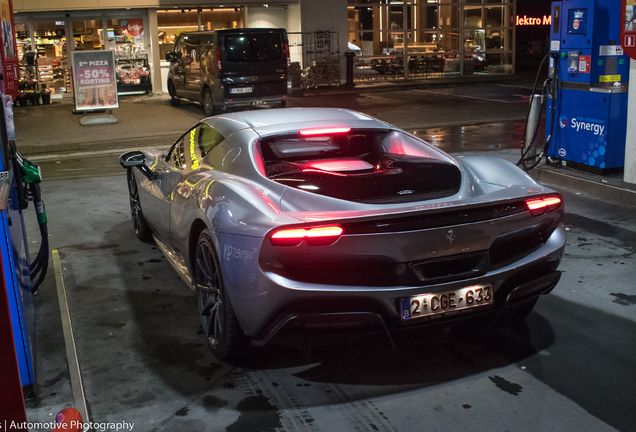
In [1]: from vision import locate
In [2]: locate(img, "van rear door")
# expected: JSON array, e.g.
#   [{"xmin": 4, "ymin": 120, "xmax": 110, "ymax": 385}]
[{"xmin": 221, "ymin": 29, "xmax": 287, "ymax": 101}]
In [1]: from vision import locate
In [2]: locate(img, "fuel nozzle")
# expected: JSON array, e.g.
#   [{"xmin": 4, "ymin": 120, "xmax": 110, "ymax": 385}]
[{"xmin": 20, "ymin": 158, "xmax": 43, "ymax": 184}]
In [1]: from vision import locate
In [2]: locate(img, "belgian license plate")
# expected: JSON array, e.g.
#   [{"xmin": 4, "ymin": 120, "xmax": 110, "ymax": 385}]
[
  {"xmin": 230, "ymin": 87, "xmax": 253, "ymax": 94},
  {"xmin": 400, "ymin": 284, "xmax": 493, "ymax": 321}
]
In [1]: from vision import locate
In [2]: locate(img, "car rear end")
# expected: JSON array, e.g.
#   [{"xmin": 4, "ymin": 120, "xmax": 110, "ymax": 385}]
[
  {"xmin": 219, "ymin": 120, "xmax": 565, "ymax": 344},
  {"xmin": 215, "ymin": 28, "xmax": 290, "ymax": 110}
]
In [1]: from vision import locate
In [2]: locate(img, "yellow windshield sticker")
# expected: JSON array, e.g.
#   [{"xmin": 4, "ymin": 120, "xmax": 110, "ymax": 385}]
[{"xmin": 189, "ymin": 129, "xmax": 199, "ymax": 170}]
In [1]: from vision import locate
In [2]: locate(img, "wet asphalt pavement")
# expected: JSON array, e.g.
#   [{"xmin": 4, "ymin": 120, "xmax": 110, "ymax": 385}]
[
  {"xmin": 15, "ymin": 80, "xmax": 633, "ymax": 432},
  {"xmin": 22, "ymin": 131, "xmax": 636, "ymax": 432}
]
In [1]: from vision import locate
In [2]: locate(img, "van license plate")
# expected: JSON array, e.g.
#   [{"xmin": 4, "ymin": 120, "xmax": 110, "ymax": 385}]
[
  {"xmin": 400, "ymin": 284, "xmax": 493, "ymax": 321},
  {"xmin": 230, "ymin": 87, "xmax": 253, "ymax": 94}
]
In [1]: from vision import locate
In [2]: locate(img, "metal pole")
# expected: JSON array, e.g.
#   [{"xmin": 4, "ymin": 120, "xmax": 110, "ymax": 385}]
[
  {"xmin": 403, "ymin": 0, "xmax": 408, "ymax": 80},
  {"xmin": 525, "ymin": 94, "xmax": 543, "ymax": 160}
]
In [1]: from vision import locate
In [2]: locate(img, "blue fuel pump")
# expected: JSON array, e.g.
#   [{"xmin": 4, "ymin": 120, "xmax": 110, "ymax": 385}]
[
  {"xmin": 0, "ymin": 0, "xmax": 49, "ymax": 404},
  {"xmin": 546, "ymin": 0, "xmax": 630, "ymax": 174},
  {"xmin": 0, "ymin": 98, "xmax": 37, "ymax": 399}
]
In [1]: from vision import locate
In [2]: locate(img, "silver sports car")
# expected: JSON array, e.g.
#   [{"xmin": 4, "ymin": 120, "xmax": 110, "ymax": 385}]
[{"xmin": 120, "ymin": 108, "xmax": 565, "ymax": 360}]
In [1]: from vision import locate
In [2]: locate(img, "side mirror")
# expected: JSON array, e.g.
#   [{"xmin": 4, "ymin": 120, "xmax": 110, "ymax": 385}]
[{"xmin": 119, "ymin": 151, "xmax": 156, "ymax": 180}]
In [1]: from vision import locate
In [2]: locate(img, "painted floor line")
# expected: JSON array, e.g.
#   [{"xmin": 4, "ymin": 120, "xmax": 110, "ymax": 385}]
[
  {"xmin": 497, "ymin": 83, "xmax": 536, "ymax": 90},
  {"xmin": 53, "ymin": 249, "xmax": 91, "ymax": 430},
  {"xmin": 414, "ymin": 88, "xmax": 522, "ymax": 104}
]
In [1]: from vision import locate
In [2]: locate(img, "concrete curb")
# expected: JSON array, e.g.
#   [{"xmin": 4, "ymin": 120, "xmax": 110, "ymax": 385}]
[
  {"xmin": 293, "ymin": 74, "xmax": 526, "ymax": 97},
  {"xmin": 532, "ymin": 167, "xmax": 636, "ymax": 208}
]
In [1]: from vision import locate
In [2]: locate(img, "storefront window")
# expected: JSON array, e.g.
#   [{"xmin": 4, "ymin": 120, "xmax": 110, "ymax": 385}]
[
  {"xmin": 107, "ymin": 18, "xmax": 151, "ymax": 92},
  {"xmin": 485, "ymin": 6, "xmax": 505, "ymax": 28},
  {"xmin": 15, "ymin": 21, "xmax": 68, "ymax": 96},
  {"xmin": 72, "ymin": 20, "xmax": 104, "ymax": 51},
  {"xmin": 157, "ymin": 8, "xmax": 243, "ymax": 60},
  {"xmin": 439, "ymin": 5, "xmax": 460, "ymax": 29},
  {"xmin": 464, "ymin": 7, "xmax": 483, "ymax": 27}
]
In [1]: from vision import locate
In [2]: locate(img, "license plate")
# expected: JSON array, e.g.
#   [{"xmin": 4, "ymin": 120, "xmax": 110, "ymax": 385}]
[
  {"xmin": 400, "ymin": 284, "xmax": 493, "ymax": 321},
  {"xmin": 230, "ymin": 87, "xmax": 253, "ymax": 94}
]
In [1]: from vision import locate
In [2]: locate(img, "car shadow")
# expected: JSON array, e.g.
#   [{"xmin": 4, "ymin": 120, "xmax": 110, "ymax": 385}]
[
  {"xmin": 237, "ymin": 313, "xmax": 554, "ymax": 387},
  {"xmin": 107, "ymin": 207, "xmax": 555, "ymax": 392}
]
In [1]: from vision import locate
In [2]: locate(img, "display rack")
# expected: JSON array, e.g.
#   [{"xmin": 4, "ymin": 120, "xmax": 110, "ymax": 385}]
[{"xmin": 115, "ymin": 46, "xmax": 152, "ymax": 93}]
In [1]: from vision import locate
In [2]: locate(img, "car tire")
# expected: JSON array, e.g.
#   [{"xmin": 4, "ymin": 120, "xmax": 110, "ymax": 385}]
[
  {"xmin": 194, "ymin": 229, "xmax": 249, "ymax": 361},
  {"xmin": 168, "ymin": 81, "xmax": 180, "ymax": 106},
  {"xmin": 203, "ymin": 88, "xmax": 215, "ymax": 116},
  {"xmin": 279, "ymin": 100, "xmax": 287, "ymax": 109},
  {"xmin": 127, "ymin": 168, "xmax": 153, "ymax": 242}
]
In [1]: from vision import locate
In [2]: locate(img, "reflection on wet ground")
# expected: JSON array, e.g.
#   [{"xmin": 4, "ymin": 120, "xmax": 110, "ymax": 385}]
[
  {"xmin": 34, "ymin": 121, "xmax": 547, "ymax": 181},
  {"xmin": 412, "ymin": 120, "xmax": 547, "ymax": 153}
]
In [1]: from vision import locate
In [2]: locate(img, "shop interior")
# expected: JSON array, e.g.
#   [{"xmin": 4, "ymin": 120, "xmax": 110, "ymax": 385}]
[
  {"xmin": 14, "ymin": 18, "xmax": 151, "ymax": 100},
  {"xmin": 157, "ymin": 8, "xmax": 243, "ymax": 60},
  {"xmin": 347, "ymin": 0, "xmax": 513, "ymax": 80}
]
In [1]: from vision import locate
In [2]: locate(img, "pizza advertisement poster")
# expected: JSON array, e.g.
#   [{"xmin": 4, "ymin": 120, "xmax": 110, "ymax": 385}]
[{"xmin": 72, "ymin": 50, "xmax": 119, "ymax": 111}]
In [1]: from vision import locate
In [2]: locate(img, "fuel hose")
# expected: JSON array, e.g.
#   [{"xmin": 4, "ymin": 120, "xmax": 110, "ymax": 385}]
[
  {"xmin": 517, "ymin": 52, "xmax": 559, "ymax": 171},
  {"xmin": 11, "ymin": 143, "xmax": 49, "ymax": 294}
]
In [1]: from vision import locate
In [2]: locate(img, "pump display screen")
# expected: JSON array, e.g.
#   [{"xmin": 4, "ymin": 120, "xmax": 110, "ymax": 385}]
[{"xmin": 567, "ymin": 9, "xmax": 587, "ymax": 35}]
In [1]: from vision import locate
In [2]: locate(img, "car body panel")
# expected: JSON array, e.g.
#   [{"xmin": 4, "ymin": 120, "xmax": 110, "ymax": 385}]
[{"xmin": 124, "ymin": 108, "xmax": 566, "ymax": 342}]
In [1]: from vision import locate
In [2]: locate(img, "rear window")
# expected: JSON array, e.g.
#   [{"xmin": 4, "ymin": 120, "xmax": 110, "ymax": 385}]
[
  {"xmin": 225, "ymin": 33, "xmax": 283, "ymax": 63},
  {"xmin": 259, "ymin": 130, "xmax": 461, "ymax": 204}
]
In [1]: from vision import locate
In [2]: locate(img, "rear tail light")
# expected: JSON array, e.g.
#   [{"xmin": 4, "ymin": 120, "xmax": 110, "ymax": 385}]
[
  {"xmin": 299, "ymin": 127, "xmax": 351, "ymax": 136},
  {"xmin": 526, "ymin": 196, "xmax": 562, "ymax": 216},
  {"xmin": 271, "ymin": 225, "xmax": 343, "ymax": 246},
  {"xmin": 215, "ymin": 46, "xmax": 222, "ymax": 73}
]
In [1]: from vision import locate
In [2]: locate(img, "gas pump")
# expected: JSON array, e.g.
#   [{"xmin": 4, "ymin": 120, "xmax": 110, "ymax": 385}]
[
  {"xmin": 0, "ymin": 0, "xmax": 49, "ymax": 402},
  {"xmin": 545, "ymin": 0, "xmax": 630, "ymax": 174}
]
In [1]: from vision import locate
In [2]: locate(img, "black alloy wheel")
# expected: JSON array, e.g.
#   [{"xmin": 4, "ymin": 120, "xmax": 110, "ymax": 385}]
[
  {"xmin": 127, "ymin": 169, "xmax": 153, "ymax": 242},
  {"xmin": 168, "ymin": 81, "xmax": 180, "ymax": 106},
  {"xmin": 203, "ymin": 87, "xmax": 215, "ymax": 116},
  {"xmin": 194, "ymin": 229, "xmax": 248, "ymax": 360}
]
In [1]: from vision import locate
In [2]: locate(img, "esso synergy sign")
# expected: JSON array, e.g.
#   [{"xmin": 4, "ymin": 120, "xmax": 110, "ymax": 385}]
[{"xmin": 622, "ymin": 0, "xmax": 636, "ymax": 59}]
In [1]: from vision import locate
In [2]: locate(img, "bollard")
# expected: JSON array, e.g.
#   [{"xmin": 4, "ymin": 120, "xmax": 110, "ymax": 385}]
[
  {"xmin": 52, "ymin": 408, "xmax": 84, "ymax": 432},
  {"xmin": 345, "ymin": 50, "xmax": 356, "ymax": 87}
]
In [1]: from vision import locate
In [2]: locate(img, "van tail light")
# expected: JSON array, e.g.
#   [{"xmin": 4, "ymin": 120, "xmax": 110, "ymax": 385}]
[
  {"xmin": 525, "ymin": 196, "xmax": 562, "ymax": 216},
  {"xmin": 271, "ymin": 226, "xmax": 343, "ymax": 246},
  {"xmin": 285, "ymin": 43, "xmax": 290, "ymax": 68},
  {"xmin": 215, "ymin": 46, "xmax": 222, "ymax": 73}
]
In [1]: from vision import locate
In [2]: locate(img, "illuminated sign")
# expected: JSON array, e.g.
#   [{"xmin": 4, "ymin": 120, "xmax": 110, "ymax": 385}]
[{"xmin": 515, "ymin": 15, "xmax": 552, "ymax": 26}]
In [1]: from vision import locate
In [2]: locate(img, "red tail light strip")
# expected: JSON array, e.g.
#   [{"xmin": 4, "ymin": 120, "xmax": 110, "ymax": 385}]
[
  {"xmin": 271, "ymin": 226, "xmax": 343, "ymax": 246},
  {"xmin": 299, "ymin": 127, "xmax": 351, "ymax": 136},
  {"xmin": 526, "ymin": 196, "xmax": 562, "ymax": 216}
]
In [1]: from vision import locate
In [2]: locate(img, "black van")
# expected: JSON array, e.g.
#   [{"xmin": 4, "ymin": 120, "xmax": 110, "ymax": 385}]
[{"xmin": 166, "ymin": 28, "xmax": 291, "ymax": 116}]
